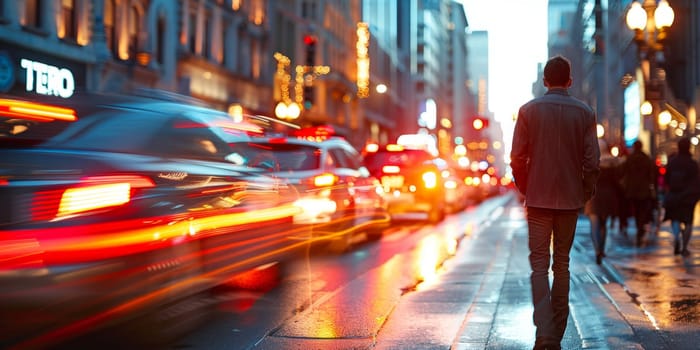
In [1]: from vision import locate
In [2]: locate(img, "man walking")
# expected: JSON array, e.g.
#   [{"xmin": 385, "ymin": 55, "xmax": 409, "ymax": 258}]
[{"xmin": 511, "ymin": 55, "xmax": 600, "ymax": 350}]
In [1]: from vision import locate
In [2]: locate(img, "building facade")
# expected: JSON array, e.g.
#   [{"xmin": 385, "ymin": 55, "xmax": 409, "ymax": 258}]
[
  {"xmin": 0, "ymin": 0, "xmax": 484, "ymax": 156},
  {"xmin": 0, "ymin": 0, "xmax": 273, "ymax": 116}
]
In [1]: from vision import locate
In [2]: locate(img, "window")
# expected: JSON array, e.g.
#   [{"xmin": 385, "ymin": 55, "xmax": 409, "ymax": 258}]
[
  {"xmin": 157, "ymin": 119, "xmax": 231, "ymax": 161},
  {"xmin": 329, "ymin": 147, "xmax": 360, "ymax": 169},
  {"xmin": 204, "ymin": 8, "xmax": 212, "ymax": 59},
  {"xmin": 156, "ymin": 16, "xmax": 166, "ymax": 64},
  {"xmin": 23, "ymin": 0, "xmax": 41, "ymax": 28},
  {"xmin": 251, "ymin": 0, "xmax": 264, "ymax": 25},
  {"xmin": 188, "ymin": 9, "xmax": 197, "ymax": 54},
  {"xmin": 251, "ymin": 40, "xmax": 260, "ymax": 79},
  {"xmin": 104, "ymin": 0, "xmax": 116, "ymax": 55},
  {"xmin": 59, "ymin": 0, "xmax": 76, "ymax": 40},
  {"xmin": 128, "ymin": 6, "xmax": 139, "ymax": 60},
  {"xmin": 302, "ymin": 0, "xmax": 316, "ymax": 20}
]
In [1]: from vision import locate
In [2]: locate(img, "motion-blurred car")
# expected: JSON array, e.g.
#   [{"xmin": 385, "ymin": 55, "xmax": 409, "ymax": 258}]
[
  {"xmin": 227, "ymin": 125, "xmax": 391, "ymax": 253},
  {"xmin": 463, "ymin": 167, "xmax": 503, "ymax": 202},
  {"xmin": 434, "ymin": 158, "xmax": 470, "ymax": 213},
  {"xmin": 363, "ymin": 144, "xmax": 446, "ymax": 222},
  {"xmin": 0, "ymin": 93, "xmax": 305, "ymax": 347}
]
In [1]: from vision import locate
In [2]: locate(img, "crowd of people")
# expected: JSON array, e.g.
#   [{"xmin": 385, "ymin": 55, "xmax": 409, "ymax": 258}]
[{"xmin": 585, "ymin": 137, "xmax": 700, "ymax": 264}]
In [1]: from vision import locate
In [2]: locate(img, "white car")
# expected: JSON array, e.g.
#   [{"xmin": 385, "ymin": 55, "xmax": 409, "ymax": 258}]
[{"xmin": 227, "ymin": 126, "xmax": 391, "ymax": 253}]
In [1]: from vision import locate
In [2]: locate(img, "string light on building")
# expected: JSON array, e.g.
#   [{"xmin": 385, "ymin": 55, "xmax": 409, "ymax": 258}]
[
  {"xmin": 356, "ymin": 22, "xmax": 370, "ymax": 98},
  {"xmin": 273, "ymin": 52, "xmax": 300, "ymax": 121}
]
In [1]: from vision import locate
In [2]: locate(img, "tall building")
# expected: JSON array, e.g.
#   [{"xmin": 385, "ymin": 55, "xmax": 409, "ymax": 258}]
[
  {"xmin": 407, "ymin": 0, "xmax": 446, "ymax": 138},
  {"xmin": 464, "ymin": 30, "xmax": 491, "ymax": 161},
  {"xmin": 547, "ymin": 0, "xmax": 580, "ymax": 96},
  {"xmin": 466, "ymin": 30, "xmax": 487, "ymax": 117},
  {"xmin": 362, "ymin": 0, "xmax": 411, "ymax": 145},
  {"xmin": 441, "ymin": 1, "xmax": 469, "ymax": 157}
]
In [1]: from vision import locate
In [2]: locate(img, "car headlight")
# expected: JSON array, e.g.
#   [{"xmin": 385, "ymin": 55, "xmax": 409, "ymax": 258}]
[{"xmin": 422, "ymin": 171, "xmax": 438, "ymax": 189}]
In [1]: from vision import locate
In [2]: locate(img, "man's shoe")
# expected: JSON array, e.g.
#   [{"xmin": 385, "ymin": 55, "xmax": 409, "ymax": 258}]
[
  {"xmin": 682, "ymin": 249, "xmax": 691, "ymax": 257},
  {"xmin": 533, "ymin": 337, "xmax": 560, "ymax": 350},
  {"xmin": 674, "ymin": 240, "xmax": 681, "ymax": 255},
  {"xmin": 596, "ymin": 254, "xmax": 603, "ymax": 265}
]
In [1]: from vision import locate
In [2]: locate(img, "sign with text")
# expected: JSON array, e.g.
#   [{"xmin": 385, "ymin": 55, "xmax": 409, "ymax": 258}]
[{"xmin": 20, "ymin": 58, "xmax": 75, "ymax": 98}]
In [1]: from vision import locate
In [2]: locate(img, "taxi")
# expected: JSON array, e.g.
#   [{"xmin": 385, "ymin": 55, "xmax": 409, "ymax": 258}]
[{"xmin": 363, "ymin": 144, "xmax": 446, "ymax": 222}]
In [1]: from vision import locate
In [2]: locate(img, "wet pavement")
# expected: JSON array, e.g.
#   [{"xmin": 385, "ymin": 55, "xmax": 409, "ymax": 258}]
[
  {"xmin": 171, "ymin": 192, "xmax": 700, "ymax": 350},
  {"xmin": 583, "ymin": 208, "xmax": 700, "ymax": 350},
  {"xmin": 372, "ymin": 193, "xmax": 700, "ymax": 350}
]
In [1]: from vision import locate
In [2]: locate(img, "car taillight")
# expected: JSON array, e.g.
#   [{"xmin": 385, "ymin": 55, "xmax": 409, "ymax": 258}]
[
  {"xmin": 32, "ymin": 175, "xmax": 155, "ymax": 221},
  {"xmin": 382, "ymin": 165, "xmax": 400, "ymax": 174},
  {"xmin": 422, "ymin": 171, "xmax": 438, "ymax": 189},
  {"xmin": 313, "ymin": 173, "xmax": 337, "ymax": 187},
  {"xmin": 58, "ymin": 183, "xmax": 131, "ymax": 217}
]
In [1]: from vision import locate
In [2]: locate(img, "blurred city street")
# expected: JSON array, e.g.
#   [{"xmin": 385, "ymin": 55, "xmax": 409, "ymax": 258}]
[
  {"xmin": 155, "ymin": 192, "xmax": 700, "ymax": 350},
  {"xmin": 3, "ymin": 1, "xmax": 700, "ymax": 349}
]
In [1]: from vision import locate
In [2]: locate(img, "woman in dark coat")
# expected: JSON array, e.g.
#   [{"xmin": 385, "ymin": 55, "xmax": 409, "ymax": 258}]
[
  {"xmin": 586, "ymin": 139, "xmax": 623, "ymax": 264},
  {"xmin": 663, "ymin": 138, "xmax": 700, "ymax": 256}
]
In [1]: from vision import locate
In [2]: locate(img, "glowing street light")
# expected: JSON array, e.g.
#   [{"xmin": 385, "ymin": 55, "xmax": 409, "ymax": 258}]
[
  {"xmin": 274, "ymin": 101, "xmax": 301, "ymax": 121},
  {"xmin": 625, "ymin": 0, "xmax": 675, "ymax": 157}
]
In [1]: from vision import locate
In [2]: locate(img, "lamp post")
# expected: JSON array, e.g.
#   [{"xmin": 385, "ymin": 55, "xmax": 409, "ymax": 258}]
[{"xmin": 626, "ymin": 0, "xmax": 674, "ymax": 159}]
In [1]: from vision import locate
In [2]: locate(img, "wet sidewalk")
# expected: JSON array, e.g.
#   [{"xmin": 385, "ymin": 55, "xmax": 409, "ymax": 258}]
[
  {"xmin": 578, "ymin": 212, "xmax": 700, "ymax": 350},
  {"xmin": 373, "ymin": 194, "xmax": 700, "ymax": 349}
]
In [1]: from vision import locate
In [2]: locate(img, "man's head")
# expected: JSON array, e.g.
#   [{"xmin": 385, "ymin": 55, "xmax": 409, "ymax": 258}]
[
  {"xmin": 543, "ymin": 55, "xmax": 572, "ymax": 88},
  {"xmin": 633, "ymin": 140, "xmax": 643, "ymax": 152}
]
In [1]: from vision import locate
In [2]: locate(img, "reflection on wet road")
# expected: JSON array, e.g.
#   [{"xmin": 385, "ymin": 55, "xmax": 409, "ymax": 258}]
[{"xmin": 583, "ymin": 203, "xmax": 700, "ymax": 333}]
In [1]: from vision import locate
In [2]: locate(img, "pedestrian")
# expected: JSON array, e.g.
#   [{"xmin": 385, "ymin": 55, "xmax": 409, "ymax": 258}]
[
  {"xmin": 511, "ymin": 55, "xmax": 600, "ymax": 350},
  {"xmin": 662, "ymin": 137, "xmax": 700, "ymax": 256},
  {"xmin": 585, "ymin": 139, "xmax": 623, "ymax": 264},
  {"xmin": 620, "ymin": 140, "xmax": 656, "ymax": 247}
]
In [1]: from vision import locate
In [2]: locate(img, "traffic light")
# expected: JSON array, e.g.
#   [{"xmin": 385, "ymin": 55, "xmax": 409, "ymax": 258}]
[
  {"xmin": 472, "ymin": 116, "xmax": 489, "ymax": 130},
  {"xmin": 303, "ymin": 34, "xmax": 317, "ymax": 109},
  {"xmin": 303, "ymin": 34, "xmax": 316, "ymax": 66}
]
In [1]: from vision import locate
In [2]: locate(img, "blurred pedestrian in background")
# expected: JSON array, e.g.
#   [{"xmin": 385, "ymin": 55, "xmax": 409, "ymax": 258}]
[
  {"xmin": 613, "ymin": 145, "xmax": 630, "ymax": 236},
  {"xmin": 620, "ymin": 140, "xmax": 656, "ymax": 247},
  {"xmin": 585, "ymin": 139, "xmax": 623, "ymax": 264},
  {"xmin": 662, "ymin": 137, "xmax": 700, "ymax": 256},
  {"xmin": 511, "ymin": 55, "xmax": 600, "ymax": 350}
]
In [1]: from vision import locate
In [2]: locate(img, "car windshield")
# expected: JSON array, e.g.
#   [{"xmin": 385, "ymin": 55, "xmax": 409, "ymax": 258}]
[
  {"xmin": 364, "ymin": 149, "xmax": 435, "ymax": 172},
  {"xmin": 229, "ymin": 142, "xmax": 320, "ymax": 171}
]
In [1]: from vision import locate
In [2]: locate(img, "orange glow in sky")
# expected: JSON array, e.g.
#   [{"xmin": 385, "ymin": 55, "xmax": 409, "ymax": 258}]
[{"xmin": 460, "ymin": 0, "xmax": 549, "ymax": 161}]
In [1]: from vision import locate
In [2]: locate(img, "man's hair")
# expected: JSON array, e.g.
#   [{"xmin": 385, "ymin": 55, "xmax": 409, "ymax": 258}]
[
  {"xmin": 543, "ymin": 55, "xmax": 571, "ymax": 86},
  {"xmin": 633, "ymin": 140, "xmax": 643, "ymax": 151}
]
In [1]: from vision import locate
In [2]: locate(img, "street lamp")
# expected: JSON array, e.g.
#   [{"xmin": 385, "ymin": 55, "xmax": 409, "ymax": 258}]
[
  {"xmin": 274, "ymin": 101, "xmax": 301, "ymax": 121},
  {"xmin": 626, "ymin": 0, "xmax": 674, "ymax": 158}
]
